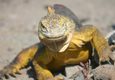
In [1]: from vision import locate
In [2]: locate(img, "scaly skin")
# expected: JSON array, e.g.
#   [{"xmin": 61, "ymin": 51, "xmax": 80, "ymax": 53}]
[{"xmin": 0, "ymin": 5, "xmax": 112, "ymax": 80}]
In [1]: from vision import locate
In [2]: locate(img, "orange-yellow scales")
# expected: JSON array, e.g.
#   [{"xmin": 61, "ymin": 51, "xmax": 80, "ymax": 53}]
[{"xmin": 0, "ymin": 5, "xmax": 112, "ymax": 80}]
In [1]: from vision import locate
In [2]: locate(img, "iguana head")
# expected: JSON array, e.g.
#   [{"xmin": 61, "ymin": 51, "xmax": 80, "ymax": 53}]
[{"xmin": 38, "ymin": 6, "xmax": 75, "ymax": 52}]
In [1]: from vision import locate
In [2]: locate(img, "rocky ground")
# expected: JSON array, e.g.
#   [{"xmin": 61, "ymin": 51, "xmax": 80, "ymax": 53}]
[{"xmin": 0, "ymin": 0, "xmax": 115, "ymax": 80}]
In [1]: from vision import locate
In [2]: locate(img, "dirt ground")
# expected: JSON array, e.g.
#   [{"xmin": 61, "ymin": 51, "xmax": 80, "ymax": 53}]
[{"xmin": 0, "ymin": 0, "xmax": 115, "ymax": 80}]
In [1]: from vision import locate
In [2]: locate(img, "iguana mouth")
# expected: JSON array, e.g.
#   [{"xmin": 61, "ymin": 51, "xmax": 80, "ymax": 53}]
[
  {"xmin": 39, "ymin": 32, "xmax": 73, "ymax": 52},
  {"xmin": 39, "ymin": 35, "xmax": 68, "ymax": 52},
  {"xmin": 40, "ymin": 31, "xmax": 66, "ymax": 39}
]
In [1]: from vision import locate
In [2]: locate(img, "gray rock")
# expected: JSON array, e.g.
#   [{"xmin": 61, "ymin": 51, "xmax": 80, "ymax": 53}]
[
  {"xmin": 65, "ymin": 65, "xmax": 84, "ymax": 80},
  {"xmin": 92, "ymin": 64, "xmax": 115, "ymax": 80}
]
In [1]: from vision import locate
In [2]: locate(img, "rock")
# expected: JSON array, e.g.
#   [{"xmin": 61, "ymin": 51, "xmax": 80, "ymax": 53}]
[
  {"xmin": 74, "ymin": 72, "xmax": 84, "ymax": 80},
  {"xmin": 65, "ymin": 65, "xmax": 84, "ymax": 80},
  {"xmin": 92, "ymin": 64, "xmax": 115, "ymax": 80}
]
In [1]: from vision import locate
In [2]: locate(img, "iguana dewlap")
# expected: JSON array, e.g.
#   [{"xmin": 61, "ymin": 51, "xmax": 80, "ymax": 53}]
[{"xmin": 0, "ymin": 5, "xmax": 112, "ymax": 80}]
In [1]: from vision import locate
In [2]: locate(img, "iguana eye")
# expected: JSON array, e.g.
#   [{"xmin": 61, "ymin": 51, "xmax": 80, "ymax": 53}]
[
  {"xmin": 41, "ymin": 23, "xmax": 47, "ymax": 32},
  {"xmin": 41, "ymin": 23, "xmax": 45, "ymax": 28}
]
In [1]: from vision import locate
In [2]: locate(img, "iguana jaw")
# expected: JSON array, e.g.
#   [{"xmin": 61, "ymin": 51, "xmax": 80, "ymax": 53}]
[{"xmin": 39, "ymin": 32, "xmax": 73, "ymax": 52}]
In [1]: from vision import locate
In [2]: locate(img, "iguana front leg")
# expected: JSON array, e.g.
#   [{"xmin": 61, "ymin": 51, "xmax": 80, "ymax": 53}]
[
  {"xmin": 72, "ymin": 25, "xmax": 112, "ymax": 62},
  {"xmin": 32, "ymin": 60, "xmax": 54, "ymax": 80},
  {"xmin": 33, "ymin": 60, "xmax": 64, "ymax": 80},
  {"xmin": 0, "ymin": 44, "xmax": 39, "ymax": 79},
  {"xmin": 32, "ymin": 53, "xmax": 64, "ymax": 80}
]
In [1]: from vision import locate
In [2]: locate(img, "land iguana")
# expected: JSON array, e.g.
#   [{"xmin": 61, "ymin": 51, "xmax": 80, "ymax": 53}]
[{"xmin": 0, "ymin": 4, "xmax": 113, "ymax": 80}]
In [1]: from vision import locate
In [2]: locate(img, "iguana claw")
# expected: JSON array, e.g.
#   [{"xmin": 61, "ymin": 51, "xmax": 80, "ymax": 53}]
[{"xmin": 0, "ymin": 65, "xmax": 20, "ymax": 79}]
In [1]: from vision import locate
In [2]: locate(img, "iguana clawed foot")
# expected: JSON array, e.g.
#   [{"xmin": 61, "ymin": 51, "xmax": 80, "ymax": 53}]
[
  {"xmin": 79, "ymin": 62, "xmax": 92, "ymax": 80},
  {"xmin": 0, "ymin": 65, "xmax": 21, "ymax": 80}
]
